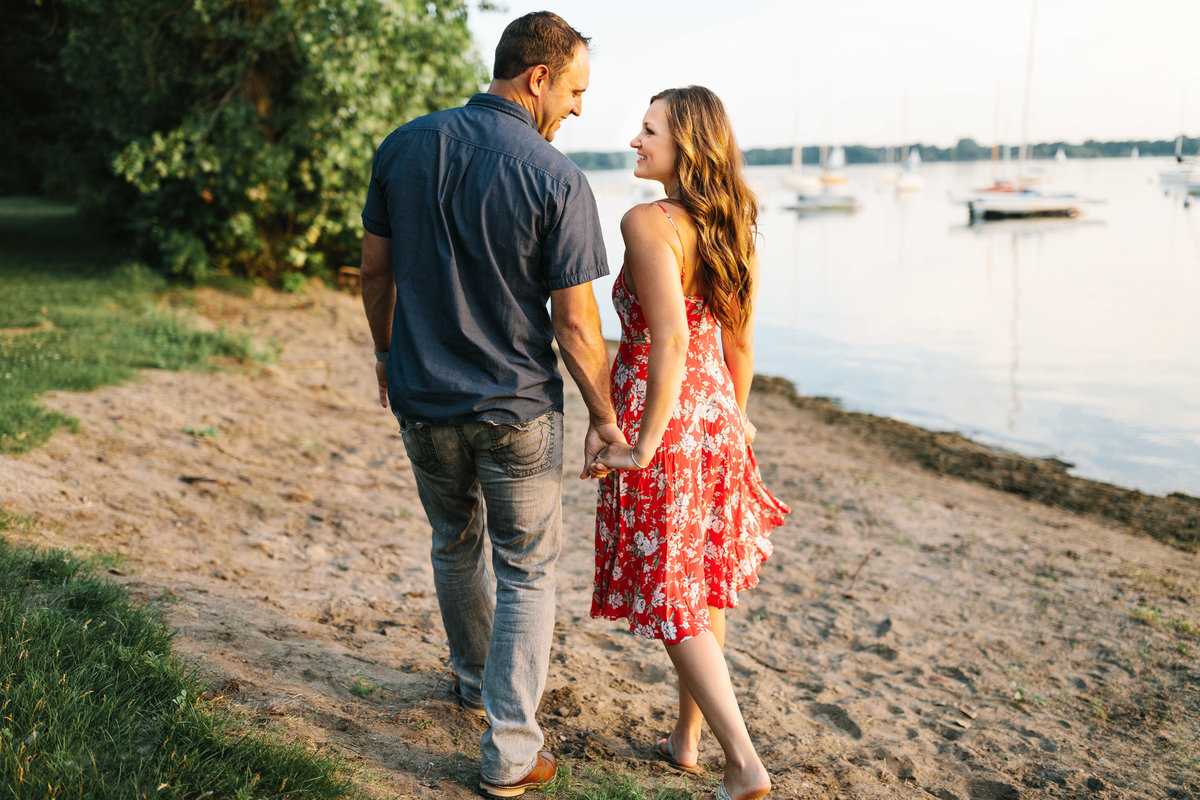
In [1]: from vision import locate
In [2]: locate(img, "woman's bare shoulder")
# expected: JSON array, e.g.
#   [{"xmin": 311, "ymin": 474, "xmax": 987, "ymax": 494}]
[
  {"xmin": 622, "ymin": 201, "xmax": 686, "ymax": 240},
  {"xmin": 620, "ymin": 201, "xmax": 666, "ymax": 228}
]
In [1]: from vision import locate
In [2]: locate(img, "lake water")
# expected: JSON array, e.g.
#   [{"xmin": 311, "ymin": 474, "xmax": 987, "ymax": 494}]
[{"xmin": 584, "ymin": 158, "xmax": 1200, "ymax": 498}]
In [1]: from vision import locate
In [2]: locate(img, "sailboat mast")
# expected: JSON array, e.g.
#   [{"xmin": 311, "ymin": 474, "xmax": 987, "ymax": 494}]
[
  {"xmin": 992, "ymin": 85, "xmax": 1002, "ymax": 184},
  {"xmin": 1017, "ymin": 0, "xmax": 1038, "ymax": 190}
]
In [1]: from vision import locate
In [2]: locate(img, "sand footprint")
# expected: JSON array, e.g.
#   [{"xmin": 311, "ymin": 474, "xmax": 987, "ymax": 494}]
[{"xmin": 807, "ymin": 702, "xmax": 863, "ymax": 740}]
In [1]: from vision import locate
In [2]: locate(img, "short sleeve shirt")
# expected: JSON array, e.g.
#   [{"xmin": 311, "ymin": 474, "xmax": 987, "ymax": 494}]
[{"xmin": 362, "ymin": 93, "xmax": 608, "ymax": 425}]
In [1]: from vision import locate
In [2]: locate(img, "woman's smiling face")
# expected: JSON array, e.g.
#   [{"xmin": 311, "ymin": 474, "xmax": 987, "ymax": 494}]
[{"xmin": 630, "ymin": 99, "xmax": 676, "ymax": 186}]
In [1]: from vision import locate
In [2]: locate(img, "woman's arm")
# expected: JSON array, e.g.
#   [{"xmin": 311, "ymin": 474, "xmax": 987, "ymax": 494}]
[{"xmin": 594, "ymin": 204, "xmax": 689, "ymax": 471}]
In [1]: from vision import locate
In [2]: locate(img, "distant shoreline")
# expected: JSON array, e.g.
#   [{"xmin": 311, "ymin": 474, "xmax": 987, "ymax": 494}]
[{"xmin": 570, "ymin": 135, "xmax": 1198, "ymax": 171}]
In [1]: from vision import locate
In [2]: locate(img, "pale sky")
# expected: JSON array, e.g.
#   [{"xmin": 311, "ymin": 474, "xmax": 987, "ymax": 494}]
[{"xmin": 467, "ymin": 0, "xmax": 1200, "ymax": 154}]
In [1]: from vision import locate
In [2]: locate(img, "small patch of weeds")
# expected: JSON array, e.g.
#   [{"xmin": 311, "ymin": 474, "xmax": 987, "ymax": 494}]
[
  {"xmin": 542, "ymin": 761, "xmax": 695, "ymax": 799},
  {"xmin": 1131, "ymin": 605, "xmax": 1162, "ymax": 627},
  {"xmin": 1170, "ymin": 618, "xmax": 1198, "ymax": 637},
  {"xmin": 183, "ymin": 425, "xmax": 219, "ymax": 438},
  {"xmin": 0, "ymin": 509, "xmax": 35, "ymax": 534},
  {"xmin": 1009, "ymin": 682, "xmax": 1045, "ymax": 706}
]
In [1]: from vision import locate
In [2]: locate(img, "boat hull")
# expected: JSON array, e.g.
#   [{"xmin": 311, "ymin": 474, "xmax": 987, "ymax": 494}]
[
  {"xmin": 968, "ymin": 194, "xmax": 1079, "ymax": 221},
  {"xmin": 787, "ymin": 193, "xmax": 861, "ymax": 213}
]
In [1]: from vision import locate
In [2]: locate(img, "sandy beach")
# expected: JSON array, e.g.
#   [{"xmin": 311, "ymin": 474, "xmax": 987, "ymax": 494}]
[{"xmin": 2, "ymin": 283, "xmax": 1197, "ymax": 799}]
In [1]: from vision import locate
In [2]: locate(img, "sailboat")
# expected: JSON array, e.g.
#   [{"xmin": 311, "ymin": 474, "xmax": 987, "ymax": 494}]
[
  {"xmin": 820, "ymin": 145, "xmax": 848, "ymax": 184},
  {"xmin": 784, "ymin": 141, "xmax": 860, "ymax": 213},
  {"xmin": 896, "ymin": 146, "xmax": 923, "ymax": 193},
  {"xmin": 783, "ymin": 142, "xmax": 822, "ymax": 196},
  {"xmin": 1159, "ymin": 135, "xmax": 1199, "ymax": 185},
  {"xmin": 966, "ymin": 0, "xmax": 1080, "ymax": 222}
]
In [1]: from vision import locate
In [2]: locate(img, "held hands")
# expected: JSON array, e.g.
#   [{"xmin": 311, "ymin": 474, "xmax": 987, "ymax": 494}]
[
  {"xmin": 580, "ymin": 421, "xmax": 628, "ymax": 479},
  {"xmin": 588, "ymin": 442, "xmax": 648, "ymax": 478}
]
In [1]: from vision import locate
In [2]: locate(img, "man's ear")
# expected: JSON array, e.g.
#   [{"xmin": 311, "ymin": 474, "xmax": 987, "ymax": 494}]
[{"xmin": 526, "ymin": 64, "xmax": 551, "ymax": 98}]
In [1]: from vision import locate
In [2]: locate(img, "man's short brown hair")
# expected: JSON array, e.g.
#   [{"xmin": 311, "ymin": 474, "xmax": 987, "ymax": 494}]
[{"xmin": 493, "ymin": 11, "xmax": 590, "ymax": 82}]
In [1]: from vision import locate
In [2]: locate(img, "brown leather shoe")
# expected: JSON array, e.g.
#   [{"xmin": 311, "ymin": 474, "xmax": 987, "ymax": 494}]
[
  {"xmin": 478, "ymin": 752, "xmax": 557, "ymax": 797},
  {"xmin": 452, "ymin": 677, "xmax": 488, "ymax": 720}
]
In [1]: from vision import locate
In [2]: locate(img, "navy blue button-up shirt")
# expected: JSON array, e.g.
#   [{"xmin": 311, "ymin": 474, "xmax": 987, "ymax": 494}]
[{"xmin": 363, "ymin": 93, "xmax": 608, "ymax": 426}]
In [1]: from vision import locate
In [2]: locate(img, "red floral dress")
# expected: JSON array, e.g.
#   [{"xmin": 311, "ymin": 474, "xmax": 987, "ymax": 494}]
[{"xmin": 592, "ymin": 214, "xmax": 790, "ymax": 644}]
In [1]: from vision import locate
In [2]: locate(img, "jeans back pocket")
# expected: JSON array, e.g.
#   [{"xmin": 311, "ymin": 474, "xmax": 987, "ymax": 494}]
[
  {"xmin": 485, "ymin": 412, "xmax": 560, "ymax": 478},
  {"xmin": 398, "ymin": 417, "xmax": 440, "ymax": 470}
]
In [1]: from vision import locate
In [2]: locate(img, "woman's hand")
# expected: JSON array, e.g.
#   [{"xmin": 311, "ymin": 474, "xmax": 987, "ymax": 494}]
[
  {"xmin": 589, "ymin": 442, "xmax": 648, "ymax": 476},
  {"xmin": 581, "ymin": 422, "xmax": 627, "ymax": 480},
  {"xmin": 743, "ymin": 416, "xmax": 757, "ymax": 446}
]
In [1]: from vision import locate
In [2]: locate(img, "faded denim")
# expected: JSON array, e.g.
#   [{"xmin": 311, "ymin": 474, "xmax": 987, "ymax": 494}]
[{"xmin": 397, "ymin": 410, "xmax": 562, "ymax": 784}]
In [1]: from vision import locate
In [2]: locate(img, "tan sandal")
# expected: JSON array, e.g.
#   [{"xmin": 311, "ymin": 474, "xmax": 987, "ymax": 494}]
[
  {"xmin": 702, "ymin": 781, "xmax": 769, "ymax": 800},
  {"xmin": 655, "ymin": 736, "xmax": 704, "ymax": 775}
]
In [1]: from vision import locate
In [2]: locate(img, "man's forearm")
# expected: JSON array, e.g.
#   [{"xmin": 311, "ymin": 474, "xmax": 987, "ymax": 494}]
[
  {"xmin": 557, "ymin": 323, "xmax": 616, "ymax": 425},
  {"xmin": 362, "ymin": 275, "xmax": 395, "ymax": 351},
  {"xmin": 551, "ymin": 285, "xmax": 616, "ymax": 426},
  {"xmin": 361, "ymin": 231, "xmax": 395, "ymax": 351}
]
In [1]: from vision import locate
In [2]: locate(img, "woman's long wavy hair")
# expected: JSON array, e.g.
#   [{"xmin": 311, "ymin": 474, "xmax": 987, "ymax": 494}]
[{"xmin": 653, "ymin": 86, "xmax": 758, "ymax": 333}]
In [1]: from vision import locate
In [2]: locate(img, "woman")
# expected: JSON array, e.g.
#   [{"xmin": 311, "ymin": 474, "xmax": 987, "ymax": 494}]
[{"xmin": 589, "ymin": 86, "xmax": 789, "ymax": 800}]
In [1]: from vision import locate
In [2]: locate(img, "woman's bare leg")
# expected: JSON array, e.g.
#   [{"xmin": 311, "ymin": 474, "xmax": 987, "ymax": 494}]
[
  {"xmin": 664, "ymin": 628, "xmax": 770, "ymax": 800},
  {"xmin": 669, "ymin": 607, "xmax": 725, "ymax": 765}
]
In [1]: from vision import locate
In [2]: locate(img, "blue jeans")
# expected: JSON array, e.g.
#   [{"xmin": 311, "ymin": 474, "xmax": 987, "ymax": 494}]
[{"xmin": 397, "ymin": 410, "xmax": 563, "ymax": 784}]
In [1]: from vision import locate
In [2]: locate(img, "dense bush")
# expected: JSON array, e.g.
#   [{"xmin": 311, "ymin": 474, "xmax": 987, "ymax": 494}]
[{"xmin": 6, "ymin": 0, "xmax": 486, "ymax": 284}]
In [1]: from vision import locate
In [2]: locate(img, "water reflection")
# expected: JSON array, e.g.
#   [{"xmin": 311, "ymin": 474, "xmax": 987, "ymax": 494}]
[{"xmin": 1008, "ymin": 231, "xmax": 1022, "ymax": 434}]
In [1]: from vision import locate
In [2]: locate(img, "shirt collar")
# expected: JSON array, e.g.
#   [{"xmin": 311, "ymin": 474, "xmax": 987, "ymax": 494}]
[{"xmin": 467, "ymin": 93, "xmax": 536, "ymax": 130}]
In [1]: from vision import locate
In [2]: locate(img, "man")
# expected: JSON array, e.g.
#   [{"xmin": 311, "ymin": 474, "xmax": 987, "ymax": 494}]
[{"xmin": 359, "ymin": 11, "xmax": 622, "ymax": 798}]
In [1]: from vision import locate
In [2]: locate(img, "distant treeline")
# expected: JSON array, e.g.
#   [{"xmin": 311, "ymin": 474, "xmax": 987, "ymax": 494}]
[{"xmin": 569, "ymin": 136, "xmax": 1199, "ymax": 171}]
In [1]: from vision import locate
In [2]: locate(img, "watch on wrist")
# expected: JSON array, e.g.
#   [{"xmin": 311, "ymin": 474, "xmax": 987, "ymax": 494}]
[{"xmin": 374, "ymin": 349, "xmax": 388, "ymax": 362}]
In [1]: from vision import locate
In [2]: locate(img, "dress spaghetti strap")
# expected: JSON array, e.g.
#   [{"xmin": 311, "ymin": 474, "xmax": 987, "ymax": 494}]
[{"xmin": 653, "ymin": 201, "xmax": 686, "ymax": 282}]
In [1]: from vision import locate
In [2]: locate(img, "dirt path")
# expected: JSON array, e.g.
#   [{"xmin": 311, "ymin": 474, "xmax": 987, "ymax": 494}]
[{"xmin": 2, "ymin": 284, "xmax": 1197, "ymax": 799}]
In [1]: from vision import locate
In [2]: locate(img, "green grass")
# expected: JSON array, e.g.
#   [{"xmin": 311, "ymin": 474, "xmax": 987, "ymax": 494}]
[
  {"xmin": 0, "ymin": 523, "xmax": 356, "ymax": 799},
  {"xmin": 1131, "ymin": 604, "xmax": 1199, "ymax": 639},
  {"xmin": 0, "ymin": 197, "xmax": 255, "ymax": 454},
  {"xmin": 1132, "ymin": 605, "xmax": 1163, "ymax": 626},
  {"xmin": 544, "ymin": 762, "xmax": 697, "ymax": 800}
]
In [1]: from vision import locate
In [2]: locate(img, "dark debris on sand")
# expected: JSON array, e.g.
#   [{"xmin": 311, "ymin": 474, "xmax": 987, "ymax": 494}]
[{"xmin": 753, "ymin": 375, "xmax": 1199, "ymax": 552}]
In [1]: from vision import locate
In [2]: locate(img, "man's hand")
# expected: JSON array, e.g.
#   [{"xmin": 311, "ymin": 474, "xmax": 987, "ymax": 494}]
[
  {"xmin": 375, "ymin": 361, "xmax": 388, "ymax": 408},
  {"xmin": 580, "ymin": 421, "xmax": 626, "ymax": 479}
]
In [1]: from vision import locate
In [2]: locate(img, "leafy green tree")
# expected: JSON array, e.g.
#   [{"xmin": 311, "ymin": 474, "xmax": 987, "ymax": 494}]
[
  {"xmin": 952, "ymin": 138, "xmax": 985, "ymax": 161},
  {"xmin": 50, "ymin": 0, "xmax": 486, "ymax": 283}
]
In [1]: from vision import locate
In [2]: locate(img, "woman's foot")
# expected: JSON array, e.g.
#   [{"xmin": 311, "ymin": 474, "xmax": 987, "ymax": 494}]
[
  {"xmin": 704, "ymin": 763, "xmax": 771, "ymax": 800},
  {"xmin": 703, "ymin": 781, "xmax": 770, "ymax": 800},
  {"xmin": 656, "ymin": 734, "xmax": 703, "ymax": 775}
]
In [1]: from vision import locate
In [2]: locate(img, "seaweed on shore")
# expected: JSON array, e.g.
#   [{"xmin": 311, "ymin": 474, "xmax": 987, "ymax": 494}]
[{"xmin": 754, "ymin": 375, "xmax": 1200, "ymax": 552}]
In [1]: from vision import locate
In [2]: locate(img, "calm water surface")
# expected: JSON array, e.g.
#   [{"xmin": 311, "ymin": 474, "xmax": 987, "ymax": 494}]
[{"xmin": 584, "ymin": 158, "xmax": 1200, "ymax": 497}]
